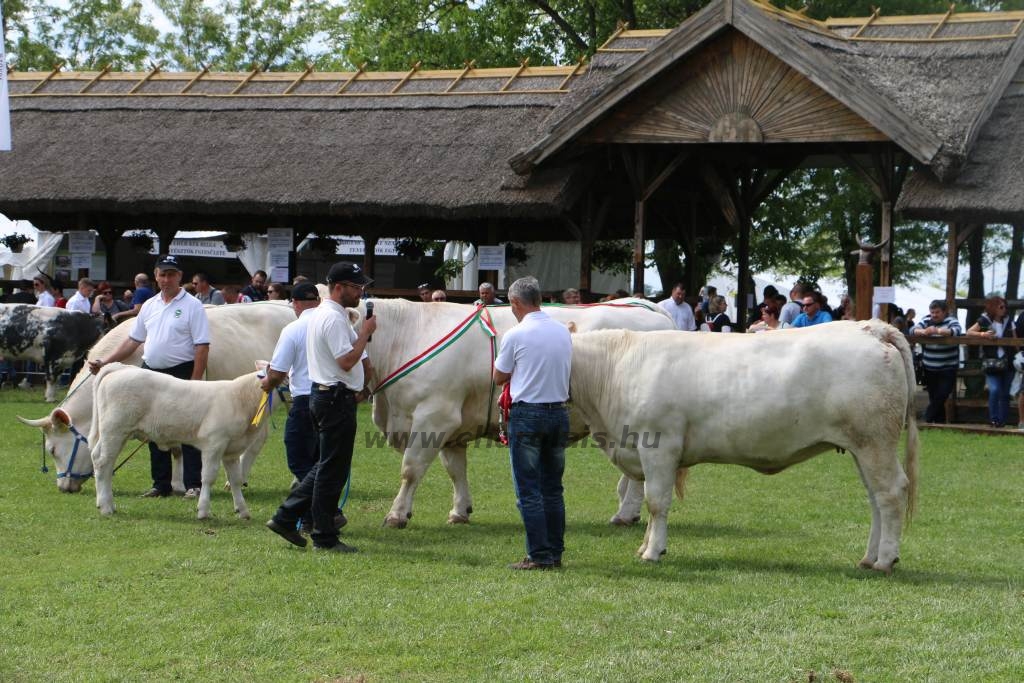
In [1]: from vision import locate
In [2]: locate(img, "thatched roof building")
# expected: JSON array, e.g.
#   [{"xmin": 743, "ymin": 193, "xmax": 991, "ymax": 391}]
[{"xmin": 1, "ymin": 0, "xmax": 1022, "ymax": 262}]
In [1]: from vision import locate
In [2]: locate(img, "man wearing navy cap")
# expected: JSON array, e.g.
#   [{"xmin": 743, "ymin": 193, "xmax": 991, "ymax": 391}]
[
  {"xmin": 89, "ymin": 255, "xmax": 211, "ymax": 498},
  {"xmin": 266, "ymin": 262, "xmax": 376, "ymax": 553}
]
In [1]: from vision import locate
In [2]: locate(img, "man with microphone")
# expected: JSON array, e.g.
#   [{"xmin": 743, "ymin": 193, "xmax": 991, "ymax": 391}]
[{"xmin": 266, "ymin": 263, "xmax": 375, "ymax": 554}]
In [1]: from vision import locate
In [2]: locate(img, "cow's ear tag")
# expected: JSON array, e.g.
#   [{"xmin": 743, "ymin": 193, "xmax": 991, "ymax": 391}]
[{"xmin": 51, "ymin": 408, "xmax": 72, "ymax": 431}]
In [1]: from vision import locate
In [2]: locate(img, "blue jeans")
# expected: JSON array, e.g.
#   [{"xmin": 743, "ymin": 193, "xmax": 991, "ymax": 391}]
[
  {"xmin": 283, "ymin": 394, "xmax": 319, "ymax": 481},
  {"xmin": 985, "ymin": 367, "xmax": 1013, "ymax": 426},
  {"xmin": 508, "ymin": 403, "xmax": 569, "ymax": 565}
]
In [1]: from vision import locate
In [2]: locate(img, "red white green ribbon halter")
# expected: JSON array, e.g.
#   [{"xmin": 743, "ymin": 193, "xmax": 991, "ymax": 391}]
[{"xmin": 371, "ymin": 305, "xmax": 498, "ymax": 395}]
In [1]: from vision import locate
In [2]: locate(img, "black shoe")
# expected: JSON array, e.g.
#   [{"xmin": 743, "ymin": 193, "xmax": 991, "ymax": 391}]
[
  {"xmin": 312, "ymin": 541, "xmax": 358, "ymax": 554},
  {"xmin": 265, "ymin": 519, "xmax": 308, "ymax": 548},
  {"xmin": 509, "ymin": 556, "xmax": 554, "ymax": 570},
  {"xmin": 334, "ymin": 512, "xmax": 348, "ymax": 530},
  {"xmin": 140, "ymin": 487, "xmax": 171, "ymax": 498}
]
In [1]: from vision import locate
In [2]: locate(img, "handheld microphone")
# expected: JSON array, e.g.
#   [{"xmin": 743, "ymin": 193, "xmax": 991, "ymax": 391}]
[{"xmin": 365, "ymin": 300, "xmax": 374, "ymax": 342}]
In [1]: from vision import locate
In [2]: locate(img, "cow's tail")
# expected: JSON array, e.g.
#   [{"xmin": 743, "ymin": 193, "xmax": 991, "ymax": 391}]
[
  {"xmin": 866, "ymin": 321, "xmax": 919, "ymax": 524},
  {"xmin": 675, "ymin": 467, "xmax": 690, "ymax": 500}
]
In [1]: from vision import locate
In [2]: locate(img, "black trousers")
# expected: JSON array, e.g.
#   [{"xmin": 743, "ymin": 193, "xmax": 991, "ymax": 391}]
[
  {"xmin": 273, "ymin": 383, "xmax": 357, "ymax": 548},
  {"xmin": 144, "ymin": 361, "xmax": 202, "ymax": 492}
]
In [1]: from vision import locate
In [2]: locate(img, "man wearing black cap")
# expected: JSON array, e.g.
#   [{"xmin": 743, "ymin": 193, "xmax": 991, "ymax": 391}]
[
  {"xmin": 266, "ymin": 262, "xmax": 376, "ymax": 553},
  {"xmin": 89, "ymin": 255, "xmax": 210, "ymax": 498}
]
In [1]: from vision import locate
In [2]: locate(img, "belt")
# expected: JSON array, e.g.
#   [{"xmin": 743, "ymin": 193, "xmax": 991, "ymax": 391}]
[
  {"xmin": 512, "ymin": 401, "xmax": 567, "ymax": 408},
  {"xmin": 312, "ymin": 383, "xmax": 354, "ymax": 394}
]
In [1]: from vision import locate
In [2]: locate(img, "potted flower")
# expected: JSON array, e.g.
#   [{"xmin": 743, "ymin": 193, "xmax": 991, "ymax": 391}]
[
  {"xmin": 1, "ymin": 233, "xmax": 32, "ymax": 253},
  {"xmin": 222, "ymin": 233, "xmax": 246, "ymax": 252},
  {"xmin": 124, "ymin": 231, "xmax": 155, "ymax": 254}
]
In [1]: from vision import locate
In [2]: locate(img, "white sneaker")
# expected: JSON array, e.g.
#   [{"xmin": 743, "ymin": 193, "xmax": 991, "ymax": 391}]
[
  {"xmin": 183, "ymin": 487, "xmax": 201, "ymax": 498},
  {"xmin": 1017, "ymin": 423, "xmax": 1024, "ymax": 431}
]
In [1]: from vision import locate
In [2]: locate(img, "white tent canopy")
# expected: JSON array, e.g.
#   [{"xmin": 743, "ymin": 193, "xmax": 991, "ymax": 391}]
[{"xmin": 0, "ymin": 215, "xmax": 63, "ymax": 280}]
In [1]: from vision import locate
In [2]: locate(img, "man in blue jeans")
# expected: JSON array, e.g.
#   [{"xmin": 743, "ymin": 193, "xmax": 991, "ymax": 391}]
[{"xmin": 493, "ymin": 276, "xmax": 572, "ymax": 570}]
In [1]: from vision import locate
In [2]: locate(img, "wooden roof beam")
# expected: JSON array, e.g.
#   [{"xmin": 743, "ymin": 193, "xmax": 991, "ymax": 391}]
[
  {"xmin": 336, "ymin": 63, "xmax": 366, "ymax": 94},
  {"xmin": 444, "ymin": 60, "xmax": 476, "ymax": 93},
  {"xmin": 128, "ymin": 62, "xmax": 163, "ymax": 94},
  {"xmin": 229, "ymin": 66, "xmax": 261, "ymax": 95},
  {"xmin": 179, "ymin": 66, "xmax": 209, "ymax": 94},
  {"xmin": 557, "ymin": 57, "xmax": 586, "ymax": 91},
  {"xmin": 390, "ymin": 61, "xmax": 422, "ymax": 94},
  {"xmin": 282, "ymin": 63, "xmax": 314, "ymax": 95},
  {"xmin": 28, "ymin": 62, "xmax": 64, "ymax": 94},
  {"xmin": 596, "ymin": 22, "xmax": 630, "ymax": 52},
  {"xmin": 851, "ymin": 7, "xmax": 881, "ymax": 38},
  {"xmin": 928, "ymin": 4, "xmax": 956, "ymax": 39},
  {"xmin": 78, "ymin": 64, "xmax": 112, "ymax": 94},
  {"xmin": 500, "ymin": 58, "xmax": 530, "ymax": 92}
]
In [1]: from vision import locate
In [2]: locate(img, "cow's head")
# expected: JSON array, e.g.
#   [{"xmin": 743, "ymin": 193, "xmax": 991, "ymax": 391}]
[{"xmin": 16, "ymin": 408, "xmax": 94, "ymax": 492}]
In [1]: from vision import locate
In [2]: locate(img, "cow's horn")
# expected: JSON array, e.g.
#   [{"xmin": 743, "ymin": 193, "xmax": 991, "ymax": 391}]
[{"xmin": 16, "ymin": 415, "xmax": 52, "ymax": 428}]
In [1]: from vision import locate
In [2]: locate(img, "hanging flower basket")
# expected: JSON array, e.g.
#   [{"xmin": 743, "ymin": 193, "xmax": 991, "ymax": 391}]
[
  {"xmin": 1, "ymin": 233, "xmax": 32, "ymax": 253},
  {"xmin": 396, "ymin": 238, "xmax": 427, "ymax": 263},
  {"xmin": 222, "ymin": 234, "xmax": 246, "ymax": 252},
  {"xmin": 308, "ymin": 236, "xmax": 339, "ymax": 258},
  {"xmin": 125, "ymin": 232, "xmax": 155, "ymax": 254}
]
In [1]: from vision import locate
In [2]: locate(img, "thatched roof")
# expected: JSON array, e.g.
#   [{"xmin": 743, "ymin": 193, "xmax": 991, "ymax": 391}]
[
  {"xmin": 512, "ymin": 0, "xmax": 1024, "ymax": 179},
  {"xmin": 2, "ymin": 65, "xmax": 592, "ymax": 237},
  {"xmin": 2, "ymin": 0, "xmax": 1023, "ymax": 234},
  {"xmin": 898, "ymin": 61, "xmax": 1024, "ymax": 223}
]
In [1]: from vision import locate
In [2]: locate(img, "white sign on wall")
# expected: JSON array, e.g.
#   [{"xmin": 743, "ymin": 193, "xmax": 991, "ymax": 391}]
[
  {"xmin": 267, "ymin": 228, "xmax": 293, "ymax": 252},
  {"xmin": 477, "ymin": 246, "xmax": 506, "ymax": 271},
  {"xmin": 68, "ymin": 231, "xmax": 95, "ymax": 254}
]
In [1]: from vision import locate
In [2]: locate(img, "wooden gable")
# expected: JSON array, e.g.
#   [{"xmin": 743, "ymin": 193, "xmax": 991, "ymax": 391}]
[{"xmin": 585, "ymin": 31, "xmax": 889, "ymax": 145}]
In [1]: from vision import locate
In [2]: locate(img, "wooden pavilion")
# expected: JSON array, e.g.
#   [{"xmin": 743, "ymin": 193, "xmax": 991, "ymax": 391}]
[{"xmin": 2, "ymin": 0, "xmax": 1023, "ymax": 308}]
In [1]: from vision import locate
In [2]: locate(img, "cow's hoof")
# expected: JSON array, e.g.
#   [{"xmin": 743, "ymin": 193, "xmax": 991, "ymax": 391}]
[
  {"xmin": 610, "ymin": 515, "xmax": 640, "ymax": 526},
  {"xmin": 222, "ymin": 482, "xmax": 231, "ymax": 491},
  {"xmin": 197, "ymin": 512, "xmax": 211, "ymax": 520},
  {"xmin": 858, "ymin": 557, "xmax": 877, "ymax": 570},
  {"xmin": 236, "ymin": 509, "xmax": 251, "ymax": 520},
  {"xmin": 871, "ymin": 557, "xmax": 898, "ymax": 575},
  {"xmin": 640, "ymin": 548, "xmax": 666, "ymax": 562},
  {"xmin": 383, "ymin": 515, "xmax": 408, "ymax": 529},
  {"xmin": 99, "ymin": 506, "xmax": 115, "ymax": 516},
  {"xmin": 447, "ymin": 513, "xmax": 470, "ymax": 524}
]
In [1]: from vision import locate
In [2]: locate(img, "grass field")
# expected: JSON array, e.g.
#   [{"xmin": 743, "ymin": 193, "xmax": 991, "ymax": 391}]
[{"xmin": 1, "ymin": 386, "xmax": 1022, "ymax": 682}]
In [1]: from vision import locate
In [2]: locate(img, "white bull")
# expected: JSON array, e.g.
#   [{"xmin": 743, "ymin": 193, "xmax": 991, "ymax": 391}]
[
  {"xmin": 568, "ymin": 320, "xmax": 919, "ymax": 573},
  {"xmin": 356, "ymin": 298, "xmax": 676, "ymax": 528},
  {"xmin": 89, "ymin": 362, "xmax": 268, "ymax": 519},
  {"xmin": 17, "ymin": 301, "xmax": 296, "ymax": 492}
]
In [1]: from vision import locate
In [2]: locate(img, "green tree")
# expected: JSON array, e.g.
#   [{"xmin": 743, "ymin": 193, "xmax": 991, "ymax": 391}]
[{"xmin": 54, "ymin": 0, "xmax": 159, "ymax": 69}]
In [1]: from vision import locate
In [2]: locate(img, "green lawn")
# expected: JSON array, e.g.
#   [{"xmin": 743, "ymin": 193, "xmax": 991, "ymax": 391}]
[{"xmin": 1, "ymin": 387, "xmax": 1022, "ymax": 682}]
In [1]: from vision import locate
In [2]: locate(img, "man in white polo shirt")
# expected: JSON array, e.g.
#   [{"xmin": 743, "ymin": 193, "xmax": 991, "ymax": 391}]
[
  {"xmin": 89, "ymin": 255, "xmax": 210, "ymax": 498},
  {"xmin": 493, "ymin": 276, "xmax": 572, "ymax": 570},
  {"xmin": 266, "ymin": 262, "xmax": 376, "ymax": 553}
]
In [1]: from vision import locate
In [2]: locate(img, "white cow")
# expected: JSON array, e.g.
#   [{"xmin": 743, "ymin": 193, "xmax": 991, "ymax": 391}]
[
  {"xmin": 354, "ymin": 298, "xmax": 676, "ymax": 528},
  {"xmin": 89, "ymin": 362, "xmax": 269, "ymax": 519},
  {"xmin": 568, "ymin": 320, "xmax": 919, "ymax": 573},
  {"xmin": 17, "ymin": 301, "xmax": 296, "ymax": 491}
]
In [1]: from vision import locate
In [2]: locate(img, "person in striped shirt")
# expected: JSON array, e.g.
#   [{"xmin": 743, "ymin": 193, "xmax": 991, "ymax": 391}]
[{"xmin": 911, "ymin": 299, "xmax": 962, "ymax": 423}]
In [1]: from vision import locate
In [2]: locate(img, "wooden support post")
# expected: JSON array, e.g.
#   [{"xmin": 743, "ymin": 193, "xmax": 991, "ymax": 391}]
[
  {"xmin": 878, "ymin": 199, "xmax": 893, "ymax": 321},
  {"xmin": 633, "ymin": 198, "xmax": 646, "ymax": 296},
  {"xmin": 856, "ymin": 262, "xmax": 874, "ymax": 320},
  {"xmin": 362, "ymin": 234, "xmax": 378, "ymax": 281},
  {"xmin": 946, "ymin": 222, "xmax": 959, "ymax": 312},
  {"xmin": 736, "ymin": 213, "xmax": 751, "ymax": 331}
]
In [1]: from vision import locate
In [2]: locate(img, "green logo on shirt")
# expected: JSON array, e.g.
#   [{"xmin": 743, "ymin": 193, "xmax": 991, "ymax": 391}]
[{"xmin": 174, "ymin": 309, "xmax": 182, "ymax": 318}]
